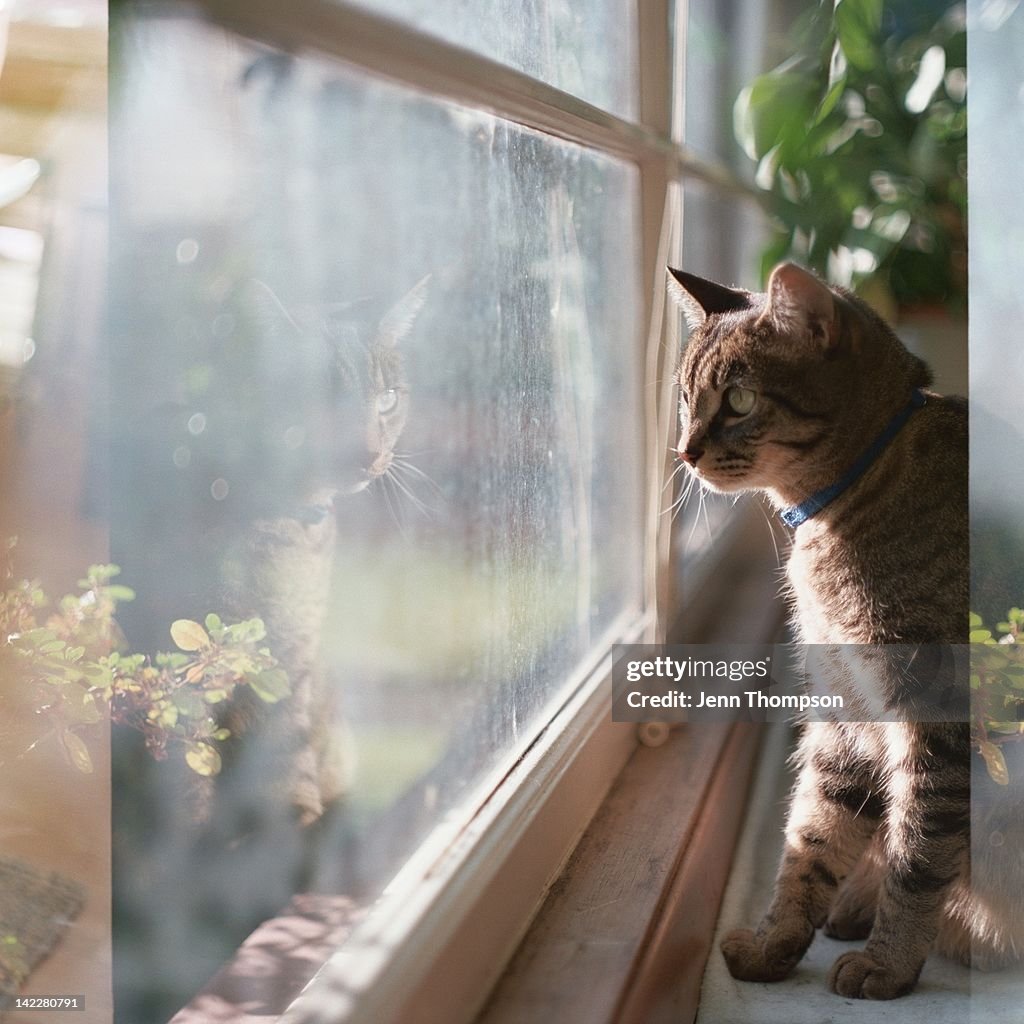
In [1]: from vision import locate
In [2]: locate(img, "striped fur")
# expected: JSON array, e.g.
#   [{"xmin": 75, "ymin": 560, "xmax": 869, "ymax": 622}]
[{"xmin": 668, "ymin": 264, "xmax": 1023, "ymax": 998}]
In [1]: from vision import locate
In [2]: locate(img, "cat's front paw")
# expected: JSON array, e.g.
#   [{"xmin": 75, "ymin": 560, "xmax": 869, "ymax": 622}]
[
  {"xmin": 827, "ymin": 950, "xmax": 919, "ymax": 999},
  {"xmin": 721, "ymin": 923, "xmax": 813, "ymax": 983},
  {"xmin": 824, "ymin": 903, "xmax": 874, "ymax": 941}
]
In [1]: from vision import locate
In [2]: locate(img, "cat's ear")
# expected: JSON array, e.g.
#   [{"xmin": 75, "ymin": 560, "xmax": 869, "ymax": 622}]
[
  {"xmin": 666, "ymin": 267, "xmax": 750, "ymax": 330},
  {"xmin": 378, "ymin": 274, "xmax": 431, "ymax": 348},
  {"xmin": 242, "ymin": 279, "xmax": 304, "ymax": 336},
  {"xmin": 763, "ymin": 263, "xmax": 837, "ymax": 349}
]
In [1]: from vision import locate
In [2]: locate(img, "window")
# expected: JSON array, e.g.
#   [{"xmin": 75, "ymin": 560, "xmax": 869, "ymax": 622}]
[
  {"xmin": 107, "ymin": 2, "xmax": 675, "ymax": 1022},
  {"xmin": 1, "ymin": 0, "xmax": 779, "ymax": 1020},
  {"xmin": 2, "ymin": 0, "xmax": 785, "ymax": 1019}
]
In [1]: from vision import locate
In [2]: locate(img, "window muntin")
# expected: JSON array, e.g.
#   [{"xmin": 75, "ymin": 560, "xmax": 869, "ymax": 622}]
[
  {"xmin": 349, "ymin": 0, "xmax": 639, "ymax": 119},
  {"xmin": 110, "ymin": 10, "xmax": 645, "ymax": 1018}
]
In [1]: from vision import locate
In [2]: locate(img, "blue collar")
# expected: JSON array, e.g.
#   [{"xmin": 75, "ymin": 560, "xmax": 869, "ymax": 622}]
[{"xmin": 780, "ymin": 389, "xmax": 927, "ymax": 529}]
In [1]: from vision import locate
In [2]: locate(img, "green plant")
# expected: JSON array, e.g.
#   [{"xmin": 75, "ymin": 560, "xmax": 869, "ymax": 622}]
[
  {"xmin": 735, "ymin": 0, "xmax": 966, "ymax": 309},
  {"xmin": 0, "ymin": 539, "xmax": 289, "ymax": 777},
  {"xmin": 971, "ymin": 607, "xmax": 1024, "ymax": 785}
]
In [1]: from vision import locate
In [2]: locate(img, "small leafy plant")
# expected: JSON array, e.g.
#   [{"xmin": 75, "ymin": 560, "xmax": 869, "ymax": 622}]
[
  {"xmin": 971, "ymin": 607, "xmax": 1024, "ymax": 785},
  {"xmin": 0, "ymin": 539, "xmax": 289, "ymax": 777}
]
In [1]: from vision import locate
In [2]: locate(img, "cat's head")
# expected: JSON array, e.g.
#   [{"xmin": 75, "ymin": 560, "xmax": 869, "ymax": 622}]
[
  {"xmin": 241, "ymin": 275, "xmax": 429, "ymax": 508},
  {"xmin": 666, "ymin": 262, "xmax": 930, "ymax": 504}
]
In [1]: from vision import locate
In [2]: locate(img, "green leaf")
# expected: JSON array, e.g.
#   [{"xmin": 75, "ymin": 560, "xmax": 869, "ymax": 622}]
[
  {"xmin": 814, "ymin": 77, "xmax": 846, "ymax": 126},
  {"xmin": 979, "ymin": 740, "xmax": 1009, "ymax": 785},
  {"xmin": 171, "ymin": 688, "xmax": 206, "ymax": 719},
  {"xmin": 106, "ymin": 585, "xmax": 136, "ymax": 603},
  {"xmin": 970, "ymin": 629, "xmax": 993, "ymax": 643},
  {"xmin": 834, "ymin": 0, "xmax": 881, "ymax": 72},
  {"xmin": 248, "ymin": 668, "xmax": 291, "ymax": 704},
  {"xmin": 170, "ymin": 619, "xmax": 210, "ymax": 652},
  {"xmin": 154, "ymin": 651, "xmax": 189, "ymax": 669},
  {"xmin": 185, "ymin": 743, "xmax": 222, "ymax": 777},
  {"xmin": 990, "ymin": 721, "xmax": 1020, "ymax": 735},
  {"xmin": 158, "ymin": 705, "xmax": 179, "ymax": 728},
  {"xmin": 18, "ymin": 627, "xmax": 57, "ymax": 647},
  {"xmin": 205, "ymin": 613, "xmax": 223, "ymax": 632},
  {"xmin": 224, "ymin": 618, "xmax": 267, "ymax": 644},
  {"xmin": 59, "ymin": 730, "xmax": 94, "ymax": 774},
  {"xmin": 814, "ymin": 39, "xmax": 847, "ymax": 126},
  {"xmin": 734, "ymin": 64, "xmax": 820, "ymax": 163},
  {"xmin": 202, "ymin": 688, "xmax": 230, "ymax": 705},
  {"xmin": 969, "ymin": 612, "xmax": 983, "ymax": 628}
]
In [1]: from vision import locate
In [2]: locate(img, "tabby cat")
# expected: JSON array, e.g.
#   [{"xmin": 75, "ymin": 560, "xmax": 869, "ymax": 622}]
[
  {"xmin": 209, "ymin": 275, "xmax": 429, "ymax": 828},
  {"xmin": 668, "ymin": 262, "xmax": 1022, "ymax": 998}
]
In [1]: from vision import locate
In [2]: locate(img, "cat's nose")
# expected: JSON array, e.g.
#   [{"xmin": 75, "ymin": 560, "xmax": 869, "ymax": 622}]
[
  {"xmin": 366, "ymin": 451, "xmax": 393, "ymax": 477},
  {"xmin": 678, "ymin": 445, "xmax": 704, "ymax": 466}
]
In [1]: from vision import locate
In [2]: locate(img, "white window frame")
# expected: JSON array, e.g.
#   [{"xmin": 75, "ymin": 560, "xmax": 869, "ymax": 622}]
[{"xmin": 170, "ymin": 2, "xmax": 756, "ymax": 1020}]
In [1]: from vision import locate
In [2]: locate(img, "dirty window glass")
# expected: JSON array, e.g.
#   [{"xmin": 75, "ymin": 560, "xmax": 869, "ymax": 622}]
[
  {"xmin": 352, "ymin": 0, "xmax": 638, "ymax": 118},
  {"xmin": 109, "ymin": 12, "xmax": 644, "ymax": 1019}
]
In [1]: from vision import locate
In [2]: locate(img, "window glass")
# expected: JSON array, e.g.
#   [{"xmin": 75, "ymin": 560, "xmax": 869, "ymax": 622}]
[
  {"xmin": 671, "ymin": 0, "xmax": 775, "ymax": 601},
  {"xmin": 110, "ymin": 12, "xmax": 644, "ymax": 1018},
  {"xmin": 351, "ymin": 0, "xmax": 639, "ymax": 119}
]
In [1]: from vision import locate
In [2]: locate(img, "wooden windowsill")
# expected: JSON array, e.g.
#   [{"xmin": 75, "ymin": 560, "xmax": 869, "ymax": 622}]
[{"xmin": 473, "ymin": 722, "xmax": 762, "ymax": 1024}]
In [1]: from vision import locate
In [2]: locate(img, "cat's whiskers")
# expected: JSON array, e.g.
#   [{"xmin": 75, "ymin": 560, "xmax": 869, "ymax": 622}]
[
  {"xmin": 388, "ymin": 469, "xmax": 433, "ymax": 518},
  {"xmin": 392, "ymin": 454, "xmax": 444, "ymax": 499},
  {"xmin": 698, "ymin": 484, "xmax": 715, "ymax": 543},
  {"xmin": 378, "ymin": 456, "xmax": 438, "ymax": 521},
  {"xmin": 392, "ymin": 449, "xmax": 431, "ymax": 465},
  {"xmin": 660, "ymin": 464, "xmax": 688, "ymax": 519},
  {"xmin": 378, "ymin": 472, "xmax": 412, "ymax": 541},
  {"xmin": 684, "ymin": 488, "xmax": 705, "ymax": 552},
  {"xmin": 662, "ymin": 463, "xmax": 694, "ymax": 521},
  {"xmin": 661, "ymin": 459, "xmax": 687, "ymax": 495},
  {"xmin": 391, "ymin": 465, "xmax": 436, "ymax": 513}
]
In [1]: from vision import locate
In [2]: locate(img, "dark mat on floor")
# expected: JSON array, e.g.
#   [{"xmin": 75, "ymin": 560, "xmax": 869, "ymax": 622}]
[{"xmin": 0, "ymin": 856, "xmax": 84, "ymax": 1007}]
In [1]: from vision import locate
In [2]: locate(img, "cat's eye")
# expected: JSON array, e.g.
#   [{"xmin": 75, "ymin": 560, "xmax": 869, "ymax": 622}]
[
  {"xmin": 724, "ymin": 386, "xmax": 756, "ymax": 417},
  {"xmin": 376, "ymin": 389, "xmax": 400, "ymax": 415}
]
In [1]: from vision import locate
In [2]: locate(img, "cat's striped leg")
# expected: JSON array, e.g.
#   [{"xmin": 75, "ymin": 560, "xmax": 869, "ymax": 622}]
[
  {"xmin": 828, "ymin": 722, "xmax": 970, "ymax": 999},
  {"xmin": 722, "ymin": 723, "xmax": 881, "ymax": 982}
]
